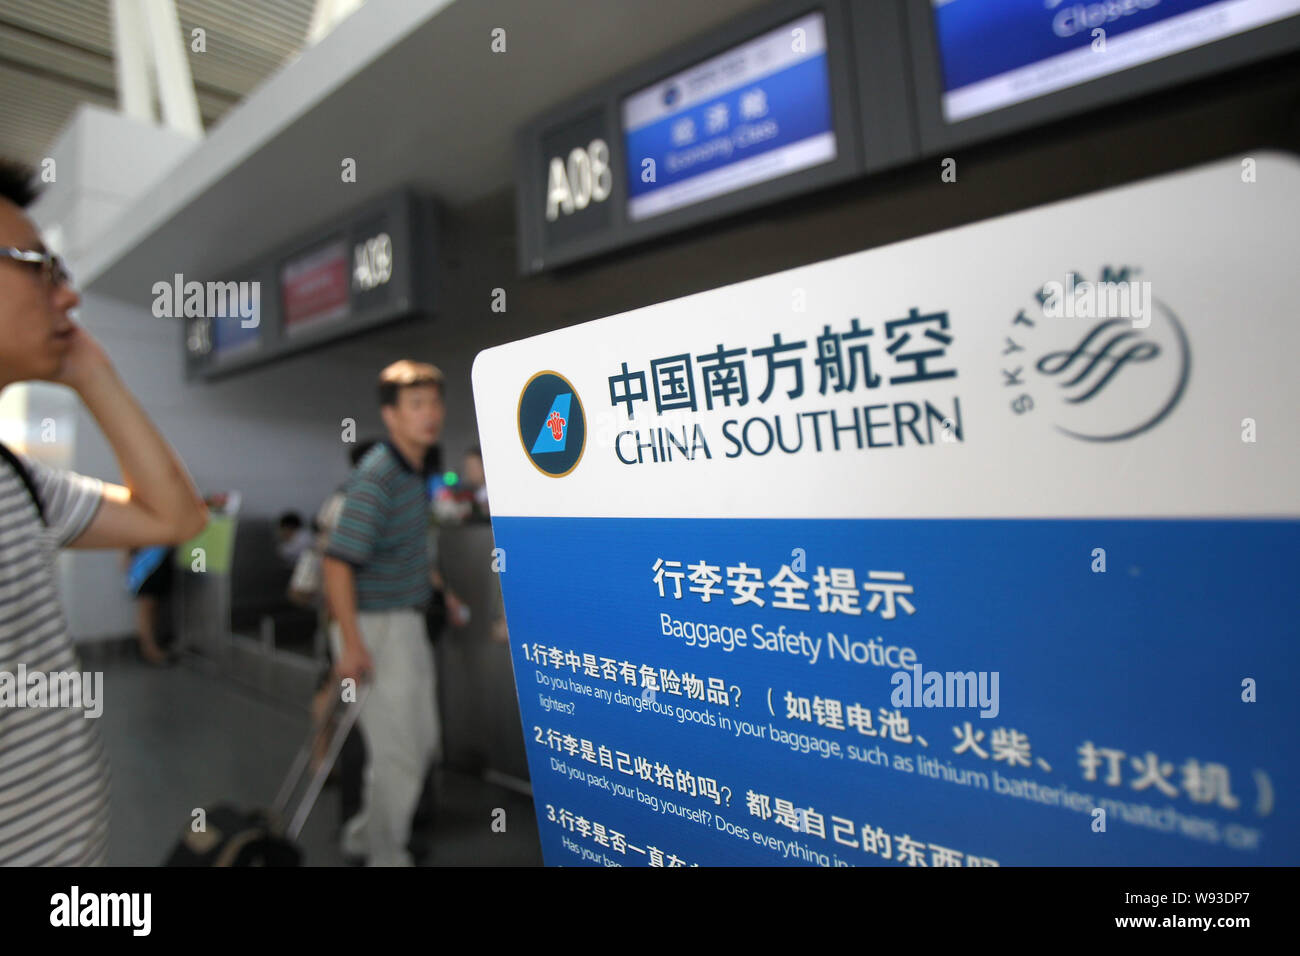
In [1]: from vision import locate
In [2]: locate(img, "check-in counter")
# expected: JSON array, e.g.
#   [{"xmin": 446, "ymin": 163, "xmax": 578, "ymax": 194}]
[{"xmin": 435, "ymin": 522, "xmax": 528, "ymax": 784}]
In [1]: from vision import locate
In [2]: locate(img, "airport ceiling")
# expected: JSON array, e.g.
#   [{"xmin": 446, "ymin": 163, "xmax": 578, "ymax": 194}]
[
  {"xmin": 0, "ymin": 0, "xmax": 771, "ymax": 299},
  {"xmin": 0, "ymin": 0, "xmax": 318, "ymax": 168}
]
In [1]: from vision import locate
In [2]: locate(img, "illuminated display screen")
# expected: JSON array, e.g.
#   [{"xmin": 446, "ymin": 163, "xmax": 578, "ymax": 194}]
[
  {"xmin": 210, "ymin": 315, "xmax": 259, "ymax": 357},
  {"xmin": 281, "ymin": 239, "xmax": 350, "ymax": 335},
  {"xmin": 622, "ymin": 11, "xmax": 837, "ymax": 222},
  {"xmin": 933, "ymin": 0, "xmax": 1300, "ymax": 123}
]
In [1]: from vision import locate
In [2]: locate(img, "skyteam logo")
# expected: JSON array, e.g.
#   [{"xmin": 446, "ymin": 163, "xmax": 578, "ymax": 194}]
[
  {"xmin": 518, "ymin": 371, "xmax": 586, "ymax": 477},
  {"xmin": 1000, "ymin": 265, "xmax": 1190, "ymax": 442}
]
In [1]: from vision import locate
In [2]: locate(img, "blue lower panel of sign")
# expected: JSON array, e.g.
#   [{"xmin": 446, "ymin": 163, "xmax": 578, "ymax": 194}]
[{"xmin": 491, "ymin": 516, "xmax": 1298, "ymax": 866}]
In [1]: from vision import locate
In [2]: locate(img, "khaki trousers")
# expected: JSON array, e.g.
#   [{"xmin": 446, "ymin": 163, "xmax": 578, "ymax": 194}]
[{"xmin": 330, "ymin": 607, "xmax": 440, "ymax": 866}]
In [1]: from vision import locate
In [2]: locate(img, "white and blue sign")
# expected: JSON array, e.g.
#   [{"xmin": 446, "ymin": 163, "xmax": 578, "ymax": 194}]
[
  {"xmin": 473, "ymin": 154, "xmax": 1300, "ymax": 866},
  {"xmin": 622, "ymin": 11, "xmax": 837, "ymax": 222},
  {"xmin": 934, "ymin": 0, "xmax": 1300, "ymax": 122}
]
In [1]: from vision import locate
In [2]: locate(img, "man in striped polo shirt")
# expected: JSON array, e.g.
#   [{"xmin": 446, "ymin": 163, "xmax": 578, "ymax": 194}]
[
  {"xmin": 323, "ymin": 360, "xmax": 444, "ymax": 866},
  {"xmin": 0, "ymin": 165, "xmax": 208, "ymax": 865}
]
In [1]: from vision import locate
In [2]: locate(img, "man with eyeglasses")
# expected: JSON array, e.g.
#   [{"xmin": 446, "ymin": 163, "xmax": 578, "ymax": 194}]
[{"xmin": 0, "ymin": 163, "xmax": 208, "ymax": 865}]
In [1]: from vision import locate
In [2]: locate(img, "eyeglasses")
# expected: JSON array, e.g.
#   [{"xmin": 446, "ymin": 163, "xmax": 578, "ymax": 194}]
[{"xmin": 1, "ymin": 247, "xmax": 72, "ymax": 289}]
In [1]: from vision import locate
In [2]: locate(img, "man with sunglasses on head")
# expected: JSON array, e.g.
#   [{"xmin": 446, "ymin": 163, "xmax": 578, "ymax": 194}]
[{"xmin": 0, "ymin": 163, "xmax": 208, "ymax": 865}]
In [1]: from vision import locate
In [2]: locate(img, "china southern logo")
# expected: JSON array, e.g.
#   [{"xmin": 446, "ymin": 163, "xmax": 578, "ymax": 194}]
[
  {"xmin": 518, "ymin": 371, "xmax": 586, "ymax": 476},
  {"xmin": 1001, "ymin": 266, "xmax": 1190, "ymax": 442},
  {"xmin": 533, "ymin": 396, "xmax": 571, "ymax": 453}
]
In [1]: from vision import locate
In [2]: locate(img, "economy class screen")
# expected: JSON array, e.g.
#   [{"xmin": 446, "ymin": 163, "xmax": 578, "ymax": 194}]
[{"xmin": 621, "ymin": 10, "xmax": 838, "ymax": 223}]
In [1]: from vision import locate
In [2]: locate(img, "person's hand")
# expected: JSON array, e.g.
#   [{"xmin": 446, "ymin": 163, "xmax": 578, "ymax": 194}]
[
  {"xmin": 446, "ymin": 592, "xmax": 470, "ymax": 628},
  {"xmin": 44, "ymin": 320, "xmax": 116, "ymax": 392},
  {"xmin": 334, "ymin": 642, "xmax": 373, "ymax": 685}
]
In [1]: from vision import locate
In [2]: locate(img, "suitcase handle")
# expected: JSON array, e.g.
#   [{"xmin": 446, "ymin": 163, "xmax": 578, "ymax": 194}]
[{"xmin": 273, "ymin": 681, "xmax": 371, "ymax": 842}]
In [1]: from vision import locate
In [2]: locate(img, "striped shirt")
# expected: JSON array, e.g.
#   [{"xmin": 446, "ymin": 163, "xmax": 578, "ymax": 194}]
[
  {"xmin": 325, "ymin": 442, "xmax": 432, "ymax": 611},
  {"xmin": 0, "ymin": 451, "xmax": 109, "ymax": 866}
]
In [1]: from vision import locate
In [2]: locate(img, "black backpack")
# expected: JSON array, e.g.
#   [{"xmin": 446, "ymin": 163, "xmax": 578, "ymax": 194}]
[{"xmin": 0, "ymin": 441, "xmax": 46, "ymax": 526}]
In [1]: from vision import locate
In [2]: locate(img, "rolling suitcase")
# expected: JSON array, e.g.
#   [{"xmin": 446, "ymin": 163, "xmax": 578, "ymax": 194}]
[{"xmin": 164, "ymin": 684, "xmax": 370, "ymax": 866}]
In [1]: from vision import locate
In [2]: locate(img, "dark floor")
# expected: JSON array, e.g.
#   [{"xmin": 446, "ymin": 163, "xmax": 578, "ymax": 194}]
[{"xmin": 84, "ymin": 647, "xmax": 543, "ymax": 866}]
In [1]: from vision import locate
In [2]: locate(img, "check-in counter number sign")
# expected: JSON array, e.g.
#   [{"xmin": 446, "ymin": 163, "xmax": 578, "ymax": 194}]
[
  {"xmin": 187, "ymin": 317, "xmax": 211, "ymax": 356},
  {"xmin": 353, "ymin": 232, "xmax": 394, "ymax": 291},
  {"xmin": 546, "ymin": 139, "xmax": 612, "ymax": 220}
]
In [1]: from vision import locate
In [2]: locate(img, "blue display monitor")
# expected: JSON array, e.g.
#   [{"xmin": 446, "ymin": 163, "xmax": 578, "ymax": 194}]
[
  {"xmin": 622, "ymin": 11, "xmax": 838, "ymax": 223},
  {"xmin": 907, "ymin": 0, "xmax": 1300, "ymax": 152},
  {"xmin": 515, "ymin": 0, "xmax": 867, "ymax": 274},
  {"xmin": 933, "ymin": 0, "xmax": 1300, "ymax": 124},
  {"xmin": 210, "ymin": 311, "xmax": 261, "ymax": 359}
]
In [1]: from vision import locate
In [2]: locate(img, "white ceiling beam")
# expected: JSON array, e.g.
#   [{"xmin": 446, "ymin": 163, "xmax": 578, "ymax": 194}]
[
  {"xmin": 142, "ymin": 0, "xmax": 203, "ymax": 137},
  {"xmin": 111, "ymin": 0, "xmax": 154, "ymax": 123},
  {"xmin": 307, "ymin": 0, "xmax": 366, "ymax": 47}
]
